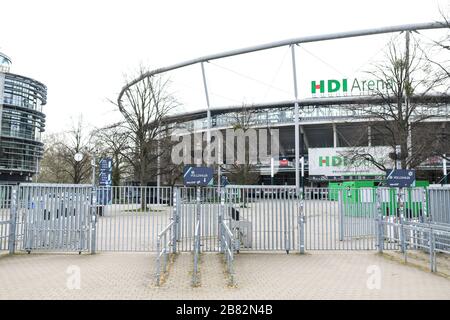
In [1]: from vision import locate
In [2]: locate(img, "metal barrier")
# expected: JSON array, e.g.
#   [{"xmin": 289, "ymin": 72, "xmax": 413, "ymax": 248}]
[
  {"xmin": 192, "ymin": 219, "xmax": 201, "ymax": 286},
  {"xmin": 155, "ymin": 220, "xmax": 175, "ymax": 286},
  {"xmin": 17, "ymin": 184, "xmax": 93, "ymax": 253},
  {"xmin": 95, "ymin": 186, "xmax": 172, "ymax": 252},
  {"xmin": 379, "ymin": 219, "xmax": 450, "ymax": 272},
  {"xmin": 177, "ymin": 186, "xmax": 220, "ymax": 252},
  {"xmin": 428, "ymin": 187, "xmax": 450, "ymax": 224},
  {"xmin": 0, "ymin": 185, "xmax": 13, "ymax": 251},
  {"xmin": 305, "ymin": 187, "xmax": 377, "ymax": 250},
  {"xmin": 220, "ymin": 218, "xmax": 236, "ymax": 286},
  {"xmin": 224, "ymin": 185, "xmax": 297, "ymax": 252}
]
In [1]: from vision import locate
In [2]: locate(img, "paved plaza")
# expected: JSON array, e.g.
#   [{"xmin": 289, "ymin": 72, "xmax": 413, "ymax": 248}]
[{"xmin": 0, "ymin": 250, "xmax": 449, "ymax": 300}]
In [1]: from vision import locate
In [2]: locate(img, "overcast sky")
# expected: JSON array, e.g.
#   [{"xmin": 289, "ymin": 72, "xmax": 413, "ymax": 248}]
[{"xmin": 1, "ymin": 0, "xmax": 449, "ymax": 134}]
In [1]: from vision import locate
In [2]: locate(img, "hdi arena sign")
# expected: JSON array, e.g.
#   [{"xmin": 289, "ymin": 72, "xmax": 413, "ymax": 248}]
[
  {"xmin": 311, "ymin": 78, "xmax": 394, "ymax": 95},
  {"xmin": 308, "ymin": 147, "xmax": 392, "ymax": 177}
]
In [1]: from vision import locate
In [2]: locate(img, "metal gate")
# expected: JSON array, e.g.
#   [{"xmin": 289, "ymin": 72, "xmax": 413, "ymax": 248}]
[
  {"xmin": 304, "ymin": 187, "xmax": 377, "ymax": 250},
  {"xmin": 223, "ymin": 185, "xmax": 298, "ymax": 252},
  {"xmin": 176, "ymin": 186, "xmax": 221, "ymax": 252},
  {"xmin": 304, "ymin": 187, "xmax": 428, "ymax": 250},
  {"xmin": 17, "ymin": 184, "xmax": 93, "ymax": 253},
  {"xmin": 95, "ymin": 186, "xmax": 173, "ymax": 251},
  {"xmin": 175, "ymin": 185, "xmax": 298, "ymax": 253},
  {"xmin": 0, "ymin": 185, "xmax": 13, "ymax": 251}
]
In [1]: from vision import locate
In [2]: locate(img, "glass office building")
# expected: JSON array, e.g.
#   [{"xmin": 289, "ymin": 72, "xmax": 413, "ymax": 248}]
[{"xmin": 0, "ymin": 53, "xmax": 46, "ymax": 183}]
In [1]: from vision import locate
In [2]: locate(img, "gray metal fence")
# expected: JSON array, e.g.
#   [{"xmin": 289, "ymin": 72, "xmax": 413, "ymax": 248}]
[
  {"xmin": 95, "ymin": 186, "xmax": 173, "ymax": 252},
  {"xmin": 1, "ymin": 183, "xmax": 449, "ymax": 259},
  {"xmin": 304, "ymin": 187, "xmax": 377, "ymax": 250},
  {"xmin": 379, "ymin": 219, "xmax": 450, "ymax": 272},
  {"xmin": 0, "ymin": 185, "xmax": 13, "ymax": 251},
  {"xmin": 429, "ymin": 187, "xmax": 450, "ymax": 224},
  {"xmin": 17, "ymin": 184, "xmax": 93, "ymax": 253},
  {"xmin": 224, "ymin": 185, "xmax": 298, "ymax": 252}
]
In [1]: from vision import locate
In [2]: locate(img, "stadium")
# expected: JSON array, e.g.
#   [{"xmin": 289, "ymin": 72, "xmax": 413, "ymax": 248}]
[{"xmin": 122, "ymin": 22, "xmax": 450, "ymax": 189}]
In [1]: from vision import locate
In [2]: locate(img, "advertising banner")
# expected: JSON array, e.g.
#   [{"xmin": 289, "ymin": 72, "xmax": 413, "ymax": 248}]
[{"xmin": 308, "ymin": 146, "xmax": 393, "ymax": 177}]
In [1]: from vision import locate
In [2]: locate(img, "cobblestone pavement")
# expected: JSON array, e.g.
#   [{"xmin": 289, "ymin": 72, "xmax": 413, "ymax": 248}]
[{"xmin": 0, "ymin": 251, "xmax": 449, "ymax": 300}]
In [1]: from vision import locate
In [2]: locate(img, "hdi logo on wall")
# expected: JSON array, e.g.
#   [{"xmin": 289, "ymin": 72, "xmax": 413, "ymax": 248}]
[{"xmin": 311, "ymin": 78, "xmax": 394, "ymax": 95}]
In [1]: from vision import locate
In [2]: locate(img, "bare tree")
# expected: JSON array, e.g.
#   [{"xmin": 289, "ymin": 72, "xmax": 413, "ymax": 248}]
[
  {"xmin": 93, "ymin": 124, "xmax": 129, "ymax": 186},
  {"xmin": 37, "ymin": 116, "xmax": 94, "ymax": 183},
  {"xmin": 114, "ymin": 69, "xmax": 179, "ymax": 187},
  {"xmin": 344, "ymin": 34, "xmax": 449, "ymax": 171},
  {"xmin": 222, "ymin": 105, "xmax": 261, "ymax": 185},
  {"xmin": 37, "ymin": 133, "xmax": 72, "ymax": 183}
]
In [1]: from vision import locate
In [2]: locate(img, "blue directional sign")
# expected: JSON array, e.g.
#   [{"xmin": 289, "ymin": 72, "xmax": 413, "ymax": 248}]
[
  {"xmin": 99, "ymin": 172, "xmax": 112, "ymax": 185},
  {"xmin": 221, "ymin": 175, "xmax": 229, "ymax": 187},
  {"xmin": 385, "ymin": 169, "xmax": 416, "ymax": 187},
  {"xmin": 183, "ymin": 166, "xmax": 214, "ymax": 186},
  {"xmin": 99, "ymin": 158, "xmax": 112, "ymax": 171},
  {"xmin": 99, "ymin": 158, "xmax": 113, "ymax": 186},
  {"xmin": 98, "ymin": 158, "xmax": 113, "ymax": 205}
]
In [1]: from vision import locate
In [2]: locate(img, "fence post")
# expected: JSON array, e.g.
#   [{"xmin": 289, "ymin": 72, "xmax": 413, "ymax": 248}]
[
  {"xmin": 90, "ymin": 186, "xmax": 97, "ymax": 254},
  {"xmin": 400, "ymin": 215, "xmax": 406, "ymax": 254},
  {"xmin": 172, "ymin": 187, "xmax": 178, "ymax": 254},
  {"xmin": 298, "ymin": 197, "xmax": 305, "ymax": 254},
  {"xmin": 219, "ymin": 187, "xmax": 225, "ymax": 252},
  {"xmin": 397, "ymin": 188, "xmax": 404, "ymax": 254},
  {"xmin": 429, "ymin": 228, "xmax": 436, "ymax": 272},
  {"xmin": 376, "ymin": 188, "xmax": 384, "ymax": 253},
  {"xmin": 156, "ymin": 237, "xmax": 161, "ymax": 286},
  {"xmin": 338, "ymin": 189, "xmax": 344, "ymax": 241},
  {"xmin": 8, "ymin": 186, "xmax": 18, "ymax": 254}
]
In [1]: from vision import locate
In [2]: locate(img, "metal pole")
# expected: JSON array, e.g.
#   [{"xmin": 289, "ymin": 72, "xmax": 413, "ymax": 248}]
[
  {"xmin": 395, "ymin": 145, "xmax": 402, "ymax": 170},
  {"xmin": 157, "ymin": 140, "xmax": 160, "ymax": 205},
  {"xmin": 338, "ymin": 189, "xmax": 344, "ymax": 241},
  {"xmin": 299, "ymin": 200, "xmax": 305, "ymax": 254},
  {"xmin": 91, "ymin": 151, "xmax": 97, "ymax": 254},
  {"xmin": 218, "ymin": 136, "xmax": 222, "ymax": 194},
  {"xmin": 443, "ymin": 154, "xmax": 447, "ymax": 185},
  {"xmin": 172, "ymin": 187, "xmax": 178, "ymax": 254},
  {"xmin": 201, "ymin": 62, "xmax": 212, "ymax": 167},
  {"xmin": 398, "ymin": 188, "xmax": 405, "ymax": 253},
  {"xmin": 300, "ymin": 156, "xmax": 305, "ymax": 194},
  {"xmin": 8, "ymin": 186, "xmax": 18, "ymax": 254},
  {"xmin": 405, "ymin": 31, "xmax": 412, "ymax": 169},
  {"xmin": 156, "ymin": 238, "xmax": 161, "ymax": 286},
  {"xmin": 429, "ymin": 228, "xmax": 435, "ymax": 272},
  {"xmin": 376, "ymin": 188, "xmax": 384, "ymax": 253},
  {"xmin": 91, "ymin": 153, "xmax": 96, "ymax": 186},
  {"xmin": 271, "ymin": 157, "xmax": 274, "ymax": 185},
  {"xmin": 291, "ymin": 45, "xmax": 300, "ymax": 197}
]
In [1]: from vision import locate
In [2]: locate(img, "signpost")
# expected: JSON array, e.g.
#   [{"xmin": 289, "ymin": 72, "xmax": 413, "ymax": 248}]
[
  {"xmin": 183, "ymin": 166, "xmax": 214, "ymax": 186},
  {"xmin": 98, "ymin": 158, "xmax": 112, "ymax": 205},
  {"xmin": 385, "ymin": 169, "xmax": 416, "ymax": 187}
]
